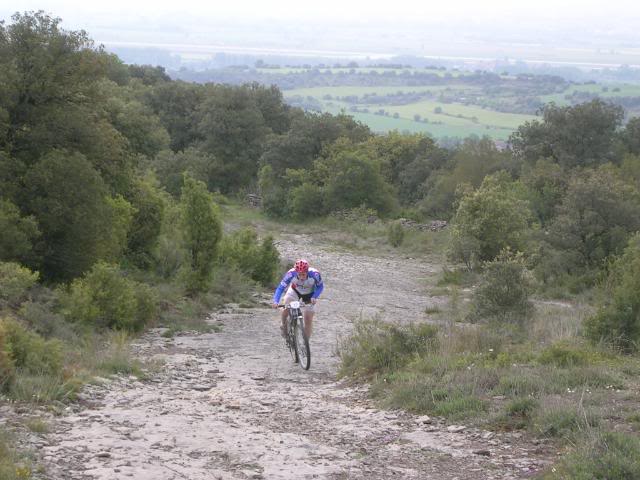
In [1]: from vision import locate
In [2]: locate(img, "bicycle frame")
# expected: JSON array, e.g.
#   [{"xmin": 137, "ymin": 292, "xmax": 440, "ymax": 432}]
[{"xmin": 279, "ymin": 301, "xmax": 311, "ymax": 370}]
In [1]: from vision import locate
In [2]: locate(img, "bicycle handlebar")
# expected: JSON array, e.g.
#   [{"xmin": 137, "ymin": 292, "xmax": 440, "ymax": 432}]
[{"xmin": 277, "ymin": 301, "xmax": 311, "ymax": 309}]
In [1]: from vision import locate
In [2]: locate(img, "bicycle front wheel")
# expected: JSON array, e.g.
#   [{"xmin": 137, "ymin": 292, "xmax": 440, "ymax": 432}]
[
  {"xmin": 287, "ymin": 312, "xmax": 299, "ymax": 363},
  {"xmin": 294, "ymin": 314, "xmax": 311, "ymax": 370}
]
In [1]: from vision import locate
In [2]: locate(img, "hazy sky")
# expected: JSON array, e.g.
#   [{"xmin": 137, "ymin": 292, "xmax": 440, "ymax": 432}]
[{"xmin": 3, "ymin": 0, "xmax": 640, "ymax": 24}]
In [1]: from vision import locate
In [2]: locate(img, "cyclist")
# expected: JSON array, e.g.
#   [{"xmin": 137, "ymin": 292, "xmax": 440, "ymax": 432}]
[{"xmin": 272, "ymin": 259, "xmax": 323, "ymax": 339}]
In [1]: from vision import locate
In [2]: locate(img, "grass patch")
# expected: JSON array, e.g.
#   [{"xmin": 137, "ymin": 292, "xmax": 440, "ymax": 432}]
[
  {"xmin": 23, "ymin": 418, "xmax": 49, "ymax": 434},
  {"xmin": 8, "ymin": 373, "xmax": 82, "ymax": 404},
  {"xmin": 437, "ymin": 266, "xmax": 476, "ymax": 287},
  {"xmin": 338, "ymin": 312, "xmax": 635, "ymax": 439},
  {"xmin": 532, "ymin": 401, "xmax": 600, "ymax": 438},
  {"xmin": 541, "ymin": 431, "xmax": 640, "ymax": 479},
  {"xmin": 0, "ymin": 427, "xmax": 33, "ymax": 480}
]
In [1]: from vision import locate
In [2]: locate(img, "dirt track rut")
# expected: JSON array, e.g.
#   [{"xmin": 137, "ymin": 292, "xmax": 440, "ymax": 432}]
[{"xmin": 39, "ymin": 233, "xmax": 552, "ymax": 479}]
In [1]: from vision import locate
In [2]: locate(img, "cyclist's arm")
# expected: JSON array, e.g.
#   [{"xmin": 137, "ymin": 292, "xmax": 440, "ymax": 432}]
[
  {"xmin": 273, "ymin": 270, "xmax": 295, "ymax": 304},
  {"xmin": 310, "ymin": 271, "xmax": 324, "ymax": 299}
]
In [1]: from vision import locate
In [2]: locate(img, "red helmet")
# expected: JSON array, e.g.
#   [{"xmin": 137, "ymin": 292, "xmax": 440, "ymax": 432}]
[{"xmin": 294, "ymin": 259, "xmax": 309, "ymax": 273}]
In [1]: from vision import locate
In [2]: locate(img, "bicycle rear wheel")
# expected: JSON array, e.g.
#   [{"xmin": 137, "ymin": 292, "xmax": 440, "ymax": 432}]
[{"xmin": 294, "ymin": 313, "xmax": 311, "ymax": 370}]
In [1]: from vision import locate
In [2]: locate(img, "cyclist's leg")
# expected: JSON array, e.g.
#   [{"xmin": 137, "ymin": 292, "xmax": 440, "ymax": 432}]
[
  {"xmin": 280, "ymin": 289, "xmax": 296, "ymax": 336},
  {"xmin": 303, "ymin": 307, "xmax": 314, "ymax": 339}
]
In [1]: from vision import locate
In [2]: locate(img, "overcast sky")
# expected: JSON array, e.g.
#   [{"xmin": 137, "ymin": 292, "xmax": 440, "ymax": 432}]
[{"xmin": 3, "ymin": 0, "xmax": 639, "ymax": 24}]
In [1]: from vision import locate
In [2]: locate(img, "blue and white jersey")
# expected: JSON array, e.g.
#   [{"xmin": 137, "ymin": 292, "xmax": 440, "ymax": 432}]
[{"xmin": 273, "ymin": 268, "xmax": 324, "ymax": 304}]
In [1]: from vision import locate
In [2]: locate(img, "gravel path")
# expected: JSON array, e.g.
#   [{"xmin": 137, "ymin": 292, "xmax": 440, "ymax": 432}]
[{"xmin": 38, "ymin": 234, "xmax": 552, "ymax": 479}]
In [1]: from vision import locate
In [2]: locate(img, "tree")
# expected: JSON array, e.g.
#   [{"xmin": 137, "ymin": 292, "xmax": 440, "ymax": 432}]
[
  {"xmin": 509, "ymin": 100, "xmax": 624, "ymax": 168},
  {"xmin": 146, "ymin": 81, "xmax": 205, "ymax": 151},
  {"xmin": 180, "ymin": 175, "xmax": 222, "ymax": 293},
  {"xmin": 620, "ymin": 117, "xmax": 640, "ymax": 155},
  {"xmin": 0, "ymin": 12, "xmax": 133, "ymax": 191},
  {"xmin": 318, "ymin": 150, "xmax": 397, "ymax": 215},
  {"xmin": 421, "ymin": 136, "xmax": 515, "ymax": 218},
  {"xmin": 520, "ymin": 158, "xmax": 567, "ymax": 226},
  {"xmin": 23, "ymin": 150, "xmax": 131, "ymax": 280},
  {"xmin": 450, "ymin": 171, "xmax": 532, "ymax": 266},
  {"xmin": 0, "ymin": 199, "xmax": 40, "ymax": 265},
  {"xmin": 545, "ymin": 166, "xmax": 640, "ymax": 271},
  {"xmin": 152, "ymin": 148, "xmax": 223, "ymax": 197},
  {"xmin": 125, "ymin": 174, "xmax": 165, "ymax": 267},
  {"xmin": 196, "ymin": 84, "xmax": 270, "ymax": 192}
]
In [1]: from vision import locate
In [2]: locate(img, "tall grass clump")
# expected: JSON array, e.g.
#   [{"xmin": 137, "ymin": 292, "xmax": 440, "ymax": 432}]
[
  {"xmin": 0, "ymin": 427, "xmax": 32, "ymax": 480},
  {"xmin": 541, "ymin": 432, "xmax": 640, "ymax": 479},
  {"xmin": 338, "ymin": 319, "xmax": 438, "ymax": 378},
  {"xmin": 61, "ymin": 262, "xmax": 157, "ymax": 332}
]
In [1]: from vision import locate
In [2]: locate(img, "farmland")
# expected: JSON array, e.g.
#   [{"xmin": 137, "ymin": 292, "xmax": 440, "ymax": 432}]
[{"xmin": 176, "ymin": 65, "xmax": 640, "ymax": 140}]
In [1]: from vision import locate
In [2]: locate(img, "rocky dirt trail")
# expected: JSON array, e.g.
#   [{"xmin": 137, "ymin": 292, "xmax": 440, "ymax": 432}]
[{"xmin": 34, "ymin": 233, "xmax": 553, "ymax": 479}]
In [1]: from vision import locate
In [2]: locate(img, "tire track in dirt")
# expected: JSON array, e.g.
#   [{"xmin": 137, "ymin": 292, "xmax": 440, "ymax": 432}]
[{"xmin": 39, "ymin": 233, "xmax": 552, "ymax": 479}]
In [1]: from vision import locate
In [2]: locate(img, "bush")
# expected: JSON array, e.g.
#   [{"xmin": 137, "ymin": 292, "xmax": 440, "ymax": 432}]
[
  {"xmin": 62, "ymin": 262, "xmax": 157, "ymax": 332},
  {"xmin": 0, "ymin": 321, "xmax": 15, "ymax": 390},
  {"xmin": 338, "ymin": 319, "xmax": 438, "ymax": 377},
  {"xmin": 219, "ymin": 228, "xmax": 280, "ymax": 287},
  {"xmin": 387, "ymin": 221, "xmax": 405, "ymax": 247},
  {"xmin": 0, "ymin": 198, "xmax": 40, "ymax": 265},
  {"xmin": 154, "ymin": 234, "xmax": 186, "ymax": 279},
  {"xmin": 1, "ymin": 318, "xmax": 63, "ymax": 377},
  {"xmin": 537, "ymin": 341, "xmax": 595, "ymax": 367},
  {"xmin": 180, "ymin": 175, "xmax": 223, "ymax": 294},
  {"xmin": 469, "ymin": 249, "xmax": 534, "ymax": 325},
  {"xmin": 0, "ymin": 262, "xmax": 39, "ymax": 309},
  {"xmin": 449, "ymin": 172, "xmax": 532, "ymax": 266},
  {"xmin": 585, "ymin": 233, "xmax": 640, "ymax": 351}
]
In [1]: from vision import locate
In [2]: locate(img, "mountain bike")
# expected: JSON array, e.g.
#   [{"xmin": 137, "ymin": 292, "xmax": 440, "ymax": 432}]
[{"xmin": 280, "ymin": 301, "xmax": 311, "ymax": 370}]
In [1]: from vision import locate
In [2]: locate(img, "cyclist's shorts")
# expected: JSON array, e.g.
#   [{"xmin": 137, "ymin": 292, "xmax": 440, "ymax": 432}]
[{"xmin": 283, "ymin": 289, "xmax": 315, "ymax": 311}]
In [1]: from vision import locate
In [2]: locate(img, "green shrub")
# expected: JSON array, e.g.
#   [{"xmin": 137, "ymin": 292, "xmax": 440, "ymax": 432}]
[
  {"xmin": 125, "ymin": 175, "xmax": 165, "ymax": 267},
  {"xmin": 0, "ymin": 262, "xmax": 39, "ymax": 309},
  {"xmin": 469, "ymin": 249, "xmax": 534, "ymax": 325},
  {"xmin": 0, "ymin": 321, "xmax": 15, "ymax": 390},
  {"xmin": 18, "ymin": 296, "xmax": 72, "ymax": 341},
  {"xmin": 387, "ymin": 221, "xmax": 405, "ymax": 247},
  {"xmin": 154, "ymin": 234, "xmax": 186, "ymax": 279},
  {"xmin": 180, "ymin": 175, "xmax": 223, "ymax": 294},
  {"xmin": 338, "ymin": 319, "xmax": 438, "ymax": 377},
  {"xmin": 585, "ymin": 233, "xmax": 640, "ymax": 351},
  {"xmin": 542, "ymin": 432, "xmax": 640, "ymax": 480},
  {"xmin": 1, "ymin": 318, "xmax": 63, "ymax": 377},
  {"xmin": 494, "ymin": 397, "xmax": 539, "ymax": 430},
  {"xmin": 506, "ymin": 397, "xmax": 539, "ymax": 418},
  {"xmin": 449, "ymin": 171, "xmax": 532, "ymax": 265},
  {"xmin": 538, "ymin": 341, "xmax": 594, "ymax": 367},
  {"xmin": 63, "ymin": 262, "xmax": 157, "ymax": 332},
  {"xmin": 0, "ymin": 198, "xmax": 40, "ymax": 266},
  {"xmin": 219, "ymin": 228, "xmax": 280, "ymax": 286}
]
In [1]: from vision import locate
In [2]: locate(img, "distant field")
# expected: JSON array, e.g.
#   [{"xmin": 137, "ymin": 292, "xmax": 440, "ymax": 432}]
[
  {"xmin": 283, "ymin": 85, "xmax": 474, "ymax": 97},
  {"xmin": 539, "ymin": 83, "xmax": 640, "ymax": 104},
  {"xmin": 257, "ymin": 67, "xmax": 466, "ymax": 77},
  {"xmin": 285, "ymin": 84, "xmax": 536, "ymax": 140},
  {"xmin": 274, "ymin": 67, "xmax": 640, "ymax": 139},
  {"xmin": 323, "ymin": 105, "xmax": 516, "ymax": 140}
]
